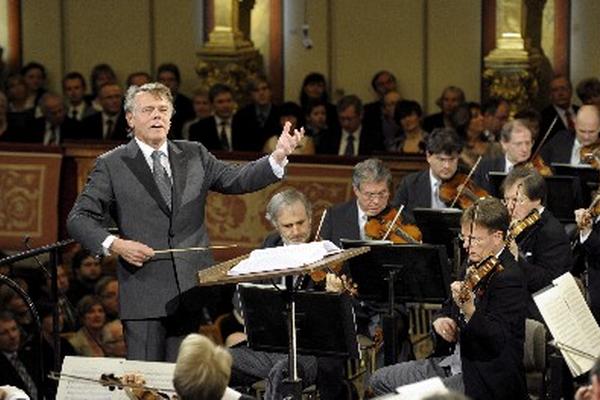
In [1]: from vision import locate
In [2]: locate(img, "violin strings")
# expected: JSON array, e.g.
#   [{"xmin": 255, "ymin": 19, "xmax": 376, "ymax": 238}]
[
  {"xmin": 314, "ymin": 209, "xmax": 327, "ymax": 241},
  {"xmin": 382, "ymin": 205, "xmax": 404, "ymax": 241},
  {"xmin": 450, "ymin": 155, "xmax": 482, "ymax": 208}
]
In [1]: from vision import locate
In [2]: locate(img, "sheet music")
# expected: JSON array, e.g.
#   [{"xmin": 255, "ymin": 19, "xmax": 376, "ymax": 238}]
[
  {"xmin": 533, "ymin": 272, "xmax": 600, "ymax": 376},
  {"xmin": 228, "ymin": 240, "xmax": 342, "ymax": 276},
  {"xmin": 384, "ymin": 377, "xmax": 448, "ymax": 399},
  {"xmin": 124, "ymin": 360, "xmax": 177, "ymax": 395}
]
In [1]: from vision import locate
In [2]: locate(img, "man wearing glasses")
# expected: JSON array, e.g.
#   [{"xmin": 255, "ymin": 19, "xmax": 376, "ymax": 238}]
[{"xmin": 392, "ymin": 127, "xmax": 463, "ymax": 223}]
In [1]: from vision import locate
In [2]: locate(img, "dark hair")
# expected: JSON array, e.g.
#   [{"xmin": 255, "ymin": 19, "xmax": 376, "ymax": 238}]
[
  {"xmin": 461, "ymin": 197, "xmax": 510, "ymax": 234},
  {"xmin": 450, "ymin": 102, "xmax": 481, "ymax": 138},
  {"xmin": 370, "ymin": 70, "xmax": 397, "ymax": 91},
  {"xmin": 76, "ymin": 295, "xmax": 104, "ymax": 321},
  {"xmin": 337, "ymin": 95, "xmax": 363, "ymax": 115},
  {"xmin": 425, "ymin": 127, "xmax": 463, "ymax": 155},
  {"xmin": 95, "ymin": 276, "xmax": 117, "ymax": 296},
  {"xmin": 90, "ymin": 64, "xmax": 117, "ymax": 96},
  {"xmin": 304, "ymin": 98, "xmax": 327, "ymax": 115},
  {"xmin": 246, "ymin": 75, "xmax": 269, "ymax": 93},
  {"xmin": 280, "ymin": 102, "xmax": 304, "ymax": 126},
  {"xmin": 299, "ymin": 72, "xmax": 329, "ymax": 107},
  {"xmin": 37, "ymin": 300, "xmax": 55, "ymax": 320},
  {"xmin": 501, "ymin": 167, "xmax": 546, "ymax": 203},
  {"xmin": 481, "ymin": 97, "xmax": 507, "ymax": 116},
  {"xmin": 157, "ymin": 63, "xmax": 181, "ymax": 83},
  {"xmin": 21, "ymin": 62, "xmax": 47, "ymax": 79},
  {"xmin": 576, "ymin": 77, "xmax": 600, "ymax": 104},
  {"xmin": 62, "ymin": 71, "xmax": 87, "ymax": 89},
  {"xmin": 71, "ymin": 248, "xmax": 94, "ymax": 271},
  {"xmin": 126, "ymin": 71, "xmax": 152, "ymax": 87},
  {"xmin": 0, "ymin": 309, "xmax": 16, "ymax": 323},
  {"xmin": 208, "ymin": 83, "xmax": 233, "ymax": 103},
  {"xmin": 394, "ymin": 100, "xmax": 423, "ymax": 124}
]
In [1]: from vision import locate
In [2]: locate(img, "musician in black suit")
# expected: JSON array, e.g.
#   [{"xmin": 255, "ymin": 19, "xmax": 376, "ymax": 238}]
[
  {"xmin": 392, "ymin": 128, "xmax": 463, "ymax": 223},
  {"xmin": 80, "ymin": 83, "xmax": 129, "ymax": 141},
  {"xmin": 540, "ymin": 105, "xmax": 600, "ymax": 165},
  {"xmin": 575, "ymin": 199, "xmax": 600, "ymax": 323},
  {"xmin": 317, "ymin": 95, "xmax": 384, "ymax": 156},
  {"xmin": 501, "ymin": 167, "xmax": 573, "ymax": 319},
  {"xmin": 369, "ymin": 197, "xmax": 529, "ymax": 400},
  {"xmin": 473, "ymin": 119, "xmax": 533, "ymax": 193},
  {"xmin": 539, "ymin": 76, "xmax": 578, "ymax": 145}
]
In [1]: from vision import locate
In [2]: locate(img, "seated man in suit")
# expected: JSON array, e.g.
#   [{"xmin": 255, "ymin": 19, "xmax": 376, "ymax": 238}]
[
  {"xmin": 473, "ymin": 119, "xmax": 534, "ymax": 193},
  {"xmin": 189, "ymin": 83, "xmax": 236, "ymax": 151},
  {"xmin": 81, "ymin": 82, "xmax": 128, "ymax": 140},
  {"xmin": 575, "ymin": 198, "xmax": 600, "ymax": 323},
  {"xmin": 540, "ymin": 104, "xmax": 600, "ymax": 165},
  {"xmin": 362, "ymin": 70, "xmax": 399, "ymax": 140},
  {"xmin": 393, "ymin": 128, "xmax": 463, "ymax": 223},
  {"xmin": 540, "ymin": 76, "xmax": 578, "ymax": 142},
  {"xmin": 501, "ymin": 167, "xmax": 573, "ymax": 319},
  {"xmin": 62, "ymin": 72, "xmax": 97, "ymax": 122},
  {"xmin": 30, "ymin": 93, "xmax": 81, "ymax": 145},
  {"xmin": 481, "ymin": 97, "xmax": 510, "ymax": 141},
  {"xmin": 369, "ymin": 197, "xmax": 529, "ymax": 399},
  {"xmin": 0, "ymin": 310, "xmax": 39, "ymax": 400},
  {"xmin": 423, "ymin": 86, "xmax": 465, "ymax": 133}
]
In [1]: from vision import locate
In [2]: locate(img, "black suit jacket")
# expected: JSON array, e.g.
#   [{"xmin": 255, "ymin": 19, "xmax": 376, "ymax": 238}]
[
  {"xmin": 581, "ymin": 222, "xmax": 600, "ymax": 322},
  {"xmin": 422, "ymin": 112, "xmax": 445, "ymax": 133},
  {"xmin": 472, "ymin": 155, "xmax": 506, "ymax": 195},
  {"xmin": 0, "ymin": 349, "xmax": 39, "ymax": 399},
  {"xmin": 436, "ymin": 248, "xmax": 529, "ymax": 400},
  {"xmin": 317, "ymin": 125, "xmax": 384, "ymax": 156},
  {"xmin": 81, "ymin": 112, "xmax": 129, "ymax": 141},
  {"xmin": 188, "ymin": 116, "xmax": 230, "ymax": 151},
  {"xmin": 392, "ymin": 169, "xmax": 433, "ymax": 224},
  {"xmin": 516, "ymin": 209, "xmax": 573, "ymax": 319},
  {"xmin": 539, "ymin": 129, "xmax": 575, "ymax": 165},
  {"xmin": 319, "ymin": 200, "xmax": 361, "ymax": 247},
  {"xmin": 232, "ymin": 104, "xmax": 281, "ymax": 152},
  {"xmin": 538, "ymin": 105, "xmax": 579, "ymax": 150},
  {"xmin": 30, "ymin": 116, "xmax": 82, "ymax": 143}
]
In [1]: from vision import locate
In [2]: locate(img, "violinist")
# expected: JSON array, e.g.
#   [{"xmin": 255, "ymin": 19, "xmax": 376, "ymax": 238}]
[
  {"xmin": 392, "ymin": 128, "xmax": 463, "ymax": 223},
  {"xmin": 540, "ymin": 104, "xmax": 600, "ymax": 165},
  {"xmin": 472, "ymin": 119, "xmax": 534, "ymax": 193},
  {"xmin": 574, "ymin": 196, "xmax": 600, "ymax": 323},
  {"xmin": 501, "ymin": 167, "xmax": 573, "ymax": 319},
  {"xmin": 369, "ymin": 197, "xmax": 529, "ymax": 399}
]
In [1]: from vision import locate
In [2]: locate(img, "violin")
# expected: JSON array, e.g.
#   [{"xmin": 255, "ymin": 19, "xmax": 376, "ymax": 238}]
[
  {"xmin": 576, "ymin": 194, "xmax": 600, "ymax": 230},
  {"xmin": 458, "ymin": 255, "xmax": 504, "ymax": 303},
  {"xmin": 580, "ymin": 142, "xmax": 600, "ymax": 169},
  {"xmin": 364, "ymin": 207, "xmax": 422, "ymax": 243},
  {"xmin": 439, "ymin": 173, "xmax": 489, "ymax": 209},
  {"xmin": 507, "ymin": 209, "xmax": 541, "ymax": 242},
  {"xmin": 516, "ymin": 154, "xmax": 553, "ymax": 176}
]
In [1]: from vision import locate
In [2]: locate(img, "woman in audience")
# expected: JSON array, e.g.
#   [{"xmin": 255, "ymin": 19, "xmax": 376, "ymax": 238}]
[
  {"xmin": 299, "ymin": 72, "xmax": 339, "ymax": 132},
  {"xmin": 452, "ymin": 102, "xmax": 501, "ymax": 167},
  {"xmin": 69, "ymin": 295, "xmax": 107, "ymax": 357},
  {"xmin": 21, "ymin": 62, "xmax": 47, "ymax": 108},
  {"xmin": 393, "ymin": 100, "xmax": 427, "ymax": 154},
  {"xmin": 304, "ymin": 99, "xmax": 329, "ymax": 148},
  {"xmin": 5, "ymin": 74, "xmax": 34, "ymax": 112},
  {"xmin": 263, "ymin": 101, "xmax": 315, "ymax": 154}
]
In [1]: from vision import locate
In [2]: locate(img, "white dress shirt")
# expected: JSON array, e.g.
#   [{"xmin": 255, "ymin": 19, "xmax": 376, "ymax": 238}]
[{"xmin": 338, "ymin": 127, "xmax": 362, "ymax": 156}]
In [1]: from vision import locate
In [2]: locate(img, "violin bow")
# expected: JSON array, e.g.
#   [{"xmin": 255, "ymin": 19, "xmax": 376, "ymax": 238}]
[
  {"xmin": 382, "ymin": 205, "xmax": 405, "ymax": 241},
  {"xmin": 450, "ymin": 155, "xmax": 483, "ymax": 208},
  {"xmin": 530, "ymin": 115, "xmax": 558, "ymax": 159},
  {"xmin": 314, "ymin": 208, "xmax": 328, "ymax": 241}
]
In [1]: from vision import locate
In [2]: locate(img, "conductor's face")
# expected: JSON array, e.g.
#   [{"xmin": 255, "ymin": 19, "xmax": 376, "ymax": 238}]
[
  {"xmin": 127, "ymin": 92, "xmax": 173, "ymax": 149},
  {"xmin": 275, "ymin": 201, "xmax": 312, "ymax": 245}
]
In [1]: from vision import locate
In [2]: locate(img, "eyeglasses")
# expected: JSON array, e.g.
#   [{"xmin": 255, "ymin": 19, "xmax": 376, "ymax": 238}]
[
  {"xmin": 359, "ymin": 190, "xmax": 389, "ymax": 200},
  {"xmin": 501, "ymin": 196, "xmax": 526, "ymax": 206},
  {"xmin": 457, "ymin": 233, "xmax": 486, "ymax": 244}
]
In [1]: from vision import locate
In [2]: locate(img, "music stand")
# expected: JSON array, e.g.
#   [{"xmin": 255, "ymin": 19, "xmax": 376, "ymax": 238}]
[
  {"xmin": 489, "ymin": 172, "xmax": 583, "ymax": 223},
  {"xmin": 341, "ymin": 241, "xmax": 451, "ymax": 365},
  {"xmin": 552, "ymin": 163, "xmax": 599, "ymax": 205}
]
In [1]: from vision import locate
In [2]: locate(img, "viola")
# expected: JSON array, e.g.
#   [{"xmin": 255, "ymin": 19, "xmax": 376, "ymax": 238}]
[
  {"xmin": 580, "ymin": 142, "xmax": 600, "ymax": 169},
  {"xmin": 458, "ymin": 255, "xmax": 504, "ymax": 303},
  {"xmin": 439, "ymin": 173, "xmax": 489, "ymax": 209},
  {"xmin": 364, "ymin": 207, "xmax": 422, "ymax": 244}
]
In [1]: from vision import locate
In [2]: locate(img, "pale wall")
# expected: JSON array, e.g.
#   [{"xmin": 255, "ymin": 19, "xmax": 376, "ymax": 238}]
[{"xmin": 571, "ymin": 0, "xmax": 600, "ymax": 91}]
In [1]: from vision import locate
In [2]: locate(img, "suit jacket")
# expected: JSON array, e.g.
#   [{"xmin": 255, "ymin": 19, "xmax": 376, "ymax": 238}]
[
  {"xmin": 581, "ymin": 222, "xmax": 600, "ymax": 322},
  {"xmin": 436, "ymin": 248, "xmax": 529, "ymax": 400},
  {"xmin": 422, "ymin": 112, "xmax": 445, "ymax": 134},
  {"xmin": 392, "ymin": 169, "xmax": 433, "ymax": 224},
  {"xmin": 0, "ymin": 349, "xmax": 39, "ymax": 399},
  {"xmin": 516, "ymin": 209, "xmax": 573, "ymax": 319},
  {"xmin": 30, "ymin": 116, "xmax": 82, "ymax": 143},
  {"xmin": 472, "ymin": 155, "xmax": 506, "ymax": 195},
  {"xmin": 317, "ymin": 125, "xmax": 384, "ymax": 156},
  {"xmin": 170, "ymin": 94, "xmax": 196, "ymax": 140},
  {"xmin": 319, "ymin": 200, "xmax": 361, "ymax": 247},
  {"xmin": 188, "ymin": 116, "xmax": 225, "ymax": 151},
  {"xmin": 81, "ymin": 112, "xmax": 129, "ymax": 141},
  {"xmin": 232, "ymin": 104, "xmax": 281, "ymax": 152},
  {"xmin": 539, "ymin": 129, "xmax": 575, "ymax": 165},
  {"xmin": 538, "ymin": 105, "xmax": 579, "ymax": 150},
  {"xmin": 67, "ymin": 139, "xmax": 280, "ymax": 321}
]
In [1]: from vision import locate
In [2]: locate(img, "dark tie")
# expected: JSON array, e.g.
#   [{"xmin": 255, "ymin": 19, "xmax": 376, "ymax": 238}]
[
  {"xmin": 257, "ymin": 112, "xmax": 266, "ymax": 128},
  {"xmin": 565, "ymin": 109, "xmax": 575, "ymax": 132},
  {"xmin": 70, "ymin": 109, "xmax": 78, "ymax": 120},
  {"xmin": 105, "ymin": 119, "xmax": 114, "ymax": 139},
  {"xmin": 220, "ymin": 121, "xmax": 230, "ymax": 151},
  {"xmin": 10, "ymin": 354, "xmax": 37, "ymax": 400},
  {"xmin": 344, "ymin": 133, "xmax": 355, "ymax": 156},
  {"xmin": 151, "ymin": 150, "xmax": 172, "ymax": 209}
]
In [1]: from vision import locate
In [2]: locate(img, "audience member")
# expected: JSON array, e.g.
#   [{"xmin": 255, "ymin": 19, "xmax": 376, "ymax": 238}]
[
  {"xmin": 126, "ymin": 71, "xmax": 151, "ymax": 88},
  {"xmin": 5, "ymin": 74, "xmax": 34, "ymax": 112},
  {"xmin": 31, "ymin": 93, "xmax": 81, "ymax": 145},
  {"xmin": 263, "ymin": 101, "xmax": 314, "ymax": 154},
  {"xmin": 62, "ymin": 72, "xmax": 96, "ymax": 121},
  {"xmin": 540, "ymin": 76, "xmax": 578, "ymax": 142},
  {"xmin": 0, "ymin": 284, "xmax": 33, "ymax": 339},
  {"xmin": 88, "ymin": 63, "xmax": 117, "ymax": 112},
  {"xmin": 39, "ymin": 264, "xmax": 78, "ymax": 332},
  {"xmin": 181, "ymin": 88, "xmax": 212, "ymax": 140},
  {"xmin": 95, "ymin": 276, "xmax": 119, "ymax": 321},
  {"xmin": 189, "ymin": 83, "xmax": 237, "ymax": 151},
  {"xmin": 318, "ymin": 94, "xmax": 383, "ymax": 156},
  {"xmin": 21, "ymin": 62, "xmax": 47, "ymax": 109},
  {"xmin": 393, "ymin": 99, "xmax": 426, "ymax": 154},
  {"xmin": 67, "ymin": 248, "xmax": 104, "ymax": 306},
  {"xmin": 304, "ymin": 99, "xmax": 329, "ymax": 149},
  {"xmin": 299, "ymin": 72, "xmax": 339, "ymax": 132},
  {"xmin": 481, "ymin": 97, "xmax": 510, "ymax": 141},
  {"xmin": 101, "ymin": 319, "xmax": 126, "ymax": 357},
  {"xmin": 232, "ymin": 76, "xmax": 281, "ymax": 152},
  {"xmin": 451, "ymin": 102, "xmax": 501, "ymax": 167},
  {"xmin": 68, "ymin": 295, "xmax": 107, "ymax": 357},
  {"xmin": 576, "ymin": 77, "xmax": 600, "ymax": 109},
  {"xmin": 156, "ymin": 63, "xmax": 195, "ymax": 139},
  {"xmin": 380, "ymin": 90, "xmax": 403, "ymax": 151},
  {"xmin": 81, "ymin": 82, "xmax": 128, "ymax": 140},
  {"xmin": 363, "ymin": 70, "xmax": 399, "ymax": 138},
  {"xmin": 423, "ymin": 86, "xmax": 465, "ymax": 133},
  {"xmin": 540, "ymin": 104, "xmax": 600, "ymax": 165}
]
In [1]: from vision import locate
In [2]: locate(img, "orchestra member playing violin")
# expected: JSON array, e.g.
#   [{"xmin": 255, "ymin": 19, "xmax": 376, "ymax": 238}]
[
  {"xmin": 540, "ymin": 104, "xmax": 600, "ymax": 165},
  {"xmin": 501, "ymin": 167, "xmax": 573, "ymax": 319},
  {"xmin": 574, "ymin": 195, "xmax": 600, "ymax": 323},
  {"xmin": 392, "ymin": 128, "xmax": 463, "ymax": 223},
  {"xmin": 369, "ymin": 197, "xmax": 529, "ymax": 400},
  {"xmin": 473, "ymin": 119, "xmax": 534, "ymax": 193}
]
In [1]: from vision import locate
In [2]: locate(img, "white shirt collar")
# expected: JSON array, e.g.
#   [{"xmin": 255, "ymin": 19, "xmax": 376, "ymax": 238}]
[
  {"xmin": 429, "ymin": 168, "xmax": 441, "ymax": 191},
  {"xmin": 504, "ymin": 155, "xmax": 515, "ymax": 173},
  {"xmin": 214, "ymin": 115, "xmax": 230, "ymax": 126},
  {"xmin": 135, "ymin": 137, "xmax": 169, "ymax": 170},
  {"xmin": 343, "ymin": 126, "xmax": 362, "ymax": 139}
]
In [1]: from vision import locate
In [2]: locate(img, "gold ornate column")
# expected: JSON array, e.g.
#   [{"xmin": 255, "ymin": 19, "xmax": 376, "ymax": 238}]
[
  {"xmin": 196, "ymin": 0, "xmax": 263, "ymax": 106},
  {"xmin": 483, "ymin": 0, "xmax": 537, "ymax": 113}
]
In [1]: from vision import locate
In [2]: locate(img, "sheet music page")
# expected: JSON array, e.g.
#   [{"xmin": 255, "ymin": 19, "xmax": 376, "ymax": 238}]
[
  {"xmin": 534, "ymin": 272, "xmax": 600, "ymax": 376},
  {"xmin": 56, "ymin": 356, "xmax": 126, "ymax": 400},
  {"xmin": 389, "ymin": 377, "xmax": 448, "ymax": 399},
  {"xmin": 124, "ymin": 360, "xmax": 177, "ymax": 396},
  {"xmin": 228, "ymin": 240, "xmax": 341, "ymax": 276}
]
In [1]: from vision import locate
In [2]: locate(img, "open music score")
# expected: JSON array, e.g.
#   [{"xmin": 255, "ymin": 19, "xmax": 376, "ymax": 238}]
[{"xmin": 197, "ymin": 246, "xmax": 370, "ymax": 286}]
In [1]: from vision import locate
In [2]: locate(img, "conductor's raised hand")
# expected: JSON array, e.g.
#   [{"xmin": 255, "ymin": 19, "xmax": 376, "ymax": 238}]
[
  {"xmin": 271, "ymin": 121, "xmax": 305, "ymax": 165},
  {"xmin": 111, "ymin": 238, "xmax": 155, "ymax": 267}
]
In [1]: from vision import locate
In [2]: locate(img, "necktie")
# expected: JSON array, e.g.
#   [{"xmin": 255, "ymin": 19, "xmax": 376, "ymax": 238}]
[
  {"xmin": 220, "ymin": 121, "xmax": 230, "ymax": 151},
  {"xmin": 565, "ymin": 109, "xmax": 575, "ymax": 132},
  {"xmin": 151, "ymin": 150, "xmax": 172, "ymax": 210},
  {"xmin": 257, "ymin": 112, "xmax": 266, "ymax": 128},
  {"xmin": 105, "ymin": 119, "xmax": 114, "ymax": 139},
  {"xmin": 70, "ymin": 109, "xmax": 78, "ymax": 120},
  {"xmin": 344, "ymin": 134, "xmax": 355, "ymax": 156},
  {"xmin": 10, "ymin": 354, "xmax": 37, "ymax": 400}
]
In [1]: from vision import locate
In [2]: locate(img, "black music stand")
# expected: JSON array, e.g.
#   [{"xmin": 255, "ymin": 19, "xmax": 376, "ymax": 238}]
[
  {"xmin": 489, "ymin": 172, "xmax": 583, "ymax": 223},
  {"xmin": 341, "ymin": 242, "xmax": 450, "ymax": 365},
  {"xmin": 552, "ymin": 163, "xmax": 599, "ymax": 205},
  {"xmin": 239, "ymin": 284, "xmax": 359, "ymax": 398}
]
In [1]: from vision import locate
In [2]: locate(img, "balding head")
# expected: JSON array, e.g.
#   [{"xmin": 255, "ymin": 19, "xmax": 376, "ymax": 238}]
[
  {"xmin": 575, "ymin": 105, "xmax": 600, "ymax": 146},
  {"xmin": 41, "ymin": 93, "xmax": 66, "ymax": 127}
]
